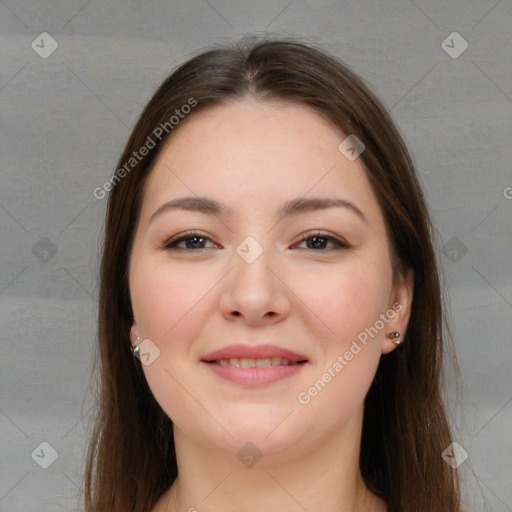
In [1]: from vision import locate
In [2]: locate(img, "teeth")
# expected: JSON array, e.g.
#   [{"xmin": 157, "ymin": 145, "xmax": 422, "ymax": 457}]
[{"xmin": 214, "ymin": 357, "xmax": 298, "ymax": 367}]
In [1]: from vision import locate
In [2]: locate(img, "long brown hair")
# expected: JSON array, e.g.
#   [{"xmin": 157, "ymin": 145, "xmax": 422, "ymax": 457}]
[{"xmin": 85, "ymin": 39, "xmax": 462, "ymax": 511}]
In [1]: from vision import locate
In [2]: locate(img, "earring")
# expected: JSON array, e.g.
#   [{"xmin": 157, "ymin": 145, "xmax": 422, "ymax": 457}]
[
  {"xmin": 131, "ymin": 336, "xmax": 141, "ymax": 357},
  {"xmin": 387, "ymin": 332, "xmax": 402, "ymax": 345}
]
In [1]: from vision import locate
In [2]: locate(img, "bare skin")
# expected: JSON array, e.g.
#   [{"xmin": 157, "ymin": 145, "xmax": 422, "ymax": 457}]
[{"xmin": 128, "ymin": 98, "xmax": 412, "ymax": 512}]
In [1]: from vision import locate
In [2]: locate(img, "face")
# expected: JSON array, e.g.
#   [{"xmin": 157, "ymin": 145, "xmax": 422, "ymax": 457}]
[{"xmin": 128, "ymin": 98, "xmax": 412, "ymax": 462}]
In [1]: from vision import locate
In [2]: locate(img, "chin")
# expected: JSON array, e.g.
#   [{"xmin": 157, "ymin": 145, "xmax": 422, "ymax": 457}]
[
  {"xmin": 213, "ymin": 430, "xmax": 305, "ymax": 466},
  {"xmin": 180, "ymin": 413, "xmax": 305, "ymax": 460},
  {"xmin": 227, "ymin": 416, "xmax": 309, "ymax": 455}
]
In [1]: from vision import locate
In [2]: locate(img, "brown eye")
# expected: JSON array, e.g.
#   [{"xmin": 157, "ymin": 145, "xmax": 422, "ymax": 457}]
[
  {"xmin": 163, "ymin": 231, "xmax": 218, "ymax": 250},
  {"xmin": 294, "ymin": 232, "xmax": 349, "ymax": 250}
]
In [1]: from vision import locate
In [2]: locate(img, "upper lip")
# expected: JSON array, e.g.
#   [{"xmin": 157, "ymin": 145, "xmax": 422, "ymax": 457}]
[{"xmin": 201, "ymin": 344, "xmax": 308, "ymax": 363}]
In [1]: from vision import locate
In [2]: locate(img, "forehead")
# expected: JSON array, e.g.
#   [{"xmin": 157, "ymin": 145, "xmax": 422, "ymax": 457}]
[
  {"xmin": 140, "ymin": 98, "xmax": 381, "ymax": 223},
  {"xmin": 160, "ymin": 98, "xmax": 345, "ymax": 165}
]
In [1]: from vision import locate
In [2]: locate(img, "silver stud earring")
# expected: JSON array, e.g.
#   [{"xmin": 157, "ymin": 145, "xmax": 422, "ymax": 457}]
[
  {"xmin": 387, "ymin": 332, "xmax": 402, "ymax": 345},
  {"xmin": 131, "ymin": 336, "xmax": 141, "ymax": 357}
]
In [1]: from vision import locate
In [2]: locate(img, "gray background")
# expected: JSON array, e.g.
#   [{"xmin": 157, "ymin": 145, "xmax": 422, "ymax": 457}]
[{"xmin": 1, "ymin": 1, "xmax": 511, "ymax": 511}]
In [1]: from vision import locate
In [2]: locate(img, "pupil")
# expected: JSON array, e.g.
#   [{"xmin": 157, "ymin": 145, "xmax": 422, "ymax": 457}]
[
  {"xmin": 187, "ymin": 236, "xmax": 204, "ymax": 249},
  {"xmin": 309, "ymin": 236, "xmax": 326, "ymax": 249}
]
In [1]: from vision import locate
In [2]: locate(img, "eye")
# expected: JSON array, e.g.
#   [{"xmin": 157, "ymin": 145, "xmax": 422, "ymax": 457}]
[
  {"xmin": 294, "ymin": 231, "xmax": 349, "ymax": 251},
  {"xmin": 163, "ymin": 231, "xmax": 219, "ymax": 250},
  {"xmin": 163, "ymin": 230, "xmax": 348, "ymax": 251}
]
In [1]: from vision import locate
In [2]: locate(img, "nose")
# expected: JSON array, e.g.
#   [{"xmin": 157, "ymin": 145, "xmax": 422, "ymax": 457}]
[{"xmin": 219, "ymin": 244, "xmax": 291, "ymax": 327}]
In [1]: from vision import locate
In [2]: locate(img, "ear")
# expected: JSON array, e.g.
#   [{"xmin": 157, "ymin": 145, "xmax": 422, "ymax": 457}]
[
  {"xmin": 130, "ymin": 318, "xmax": 139, "ymax": 345},
  {"xmin": 381, "ymin": 268, "xmax": 414, "ymax": 355}
]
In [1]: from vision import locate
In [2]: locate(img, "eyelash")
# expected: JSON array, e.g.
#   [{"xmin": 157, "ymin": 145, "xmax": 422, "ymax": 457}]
[{"xmin": 163, "ymin": 230, "xmax": 349, "ymax": 251}]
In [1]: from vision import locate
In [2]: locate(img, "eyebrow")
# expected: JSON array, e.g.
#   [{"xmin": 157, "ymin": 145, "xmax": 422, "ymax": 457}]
[{"xmin": 148, "ymin": 195, "xmax": 367, "ymax": 224}]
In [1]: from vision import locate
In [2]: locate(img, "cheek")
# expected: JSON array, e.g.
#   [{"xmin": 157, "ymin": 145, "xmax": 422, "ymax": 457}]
[
  {"xmin": 130, "ymin": 259, "xmax": 212, "ymax": 341},
  {"xmin": 130, "ymin": 260, "xmax": 222, "ymax": 430},
  {"xmin": 294, "ymin": 261, "xmax": 392, "ymax": 348},
  {"xmin": 291, "ymin": 262, "xmax": 392, "ymax": 424},
  {"xmin": 294, "ymin": 297, "xmax": 383, "ymax": 428}
]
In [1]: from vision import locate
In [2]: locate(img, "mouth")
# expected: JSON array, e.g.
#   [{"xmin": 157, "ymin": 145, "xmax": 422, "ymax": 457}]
[
  {"xmin": 201, "ymin": 344, "xmax": 309, "ymax": 387},
  {"xmin": 206, "ymin": 357, "xmax": 307, "ymax": 367}
]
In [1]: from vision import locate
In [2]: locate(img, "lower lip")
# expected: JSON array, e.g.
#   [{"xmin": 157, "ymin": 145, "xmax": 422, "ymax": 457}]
[{"xmin": 202, "ymin": 361, "xmax": 306, "ymax": 387}]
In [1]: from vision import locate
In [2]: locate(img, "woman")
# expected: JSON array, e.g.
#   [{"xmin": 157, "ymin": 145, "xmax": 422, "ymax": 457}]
[{"xmin": 85, "ymin": 39, "xmax": 463, "ymax": 511}]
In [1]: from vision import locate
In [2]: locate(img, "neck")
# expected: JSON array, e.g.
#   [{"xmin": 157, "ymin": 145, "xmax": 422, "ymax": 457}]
[{"xmin": 154, "ymin": 407, "xmax": 387, "ymax": 512}]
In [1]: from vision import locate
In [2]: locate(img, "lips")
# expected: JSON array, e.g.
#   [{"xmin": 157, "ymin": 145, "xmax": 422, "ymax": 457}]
[
  {"xmin": 201, "ymin": 344, "xmax": 308, "ymax": 365},
  {"xmin": 201, "ymin": 344, "xmax": 309, "ymax": 387}
]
